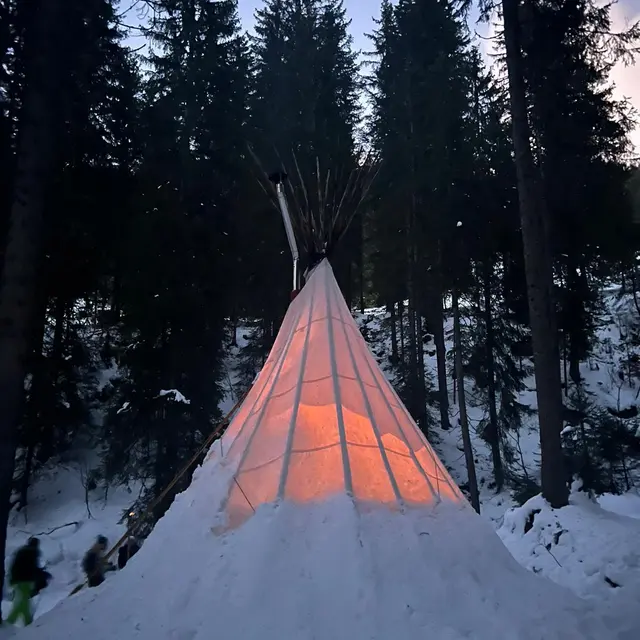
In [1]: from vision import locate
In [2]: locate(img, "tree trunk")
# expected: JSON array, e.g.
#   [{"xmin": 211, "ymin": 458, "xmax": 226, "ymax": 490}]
[
  {"xmin": 416, "ymin": 311, "xmax": 427, "ymax": 435},
  {"xmin": 405, "ymin": 197, "xmax": 420, "ymax": 420},
  {"xmin": 358, "ymin": 219, "xmax": 365, "ymax": 314},
  {"xmin": 342, "ymin": 256, "xmax": 353, "ymax": 310},
  {"xmin": 568, "ymin": 262, "xmax": 590, "ymax": 387},
  {"xmin": 562, "ymin": 331, "xmax": 569, "ymax": 397},
  {"xmin": 17, "ymin": 284, "xmax": 48, "ymax": 512},
  {"xmin": 412, "ymin": 244, "xmax": 428, "ymax": 433},
  {"xmin": 18, "ymin": 442, "xmax": 35, "ymax": 515},
  {"xmin": 33, "ymin": 295, "xmax": 66, "ymax": 462},
  {"xmin": 230, "ymin": 302, "xmax": 238, "ymax": 348},
  {"xmin": 429, "ymin": 283, "xmax": 450, "ymax": 430},
  {"xmin": 631, "ymin": 269, "xmax": 640, "ymax": 317},
  {"xmin": 112, "ymin": 269, "xmax": 122, "ymax": 320},
  {"xmin": 502, "ymin": 0, "xmax": 568, "ymax": 507},
  {"xmin": 389, "ymin": 302, "xmax": 398, "ymax": 364},
  {"xmin": 0, "ymin": 0, "xmax": 62, "ymax": 617},
  {"xmin": 568, "ymin": 351, "xmax": 581, "ymax": 388},
  {"xmin": 483, "ymin": 262, "xmax": 504, "ymax": 491},
  {"xmin": 399, "ymin": 299, "xmax": 405, "ymax": 367},
  {"xmin": 407, "ymin": 288, "xmax": 418, "ymax": 418},
  {"xmin": 453, "ymin": 288, "xmax": 480, "ymax": 513}
]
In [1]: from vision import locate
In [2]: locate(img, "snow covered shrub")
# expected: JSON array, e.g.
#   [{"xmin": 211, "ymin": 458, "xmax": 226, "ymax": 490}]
[
  {"xmin": 562, "ymin": 389, "xmax": 640, "ymax": 494},
  {"xmin": 511, "ymin": 476, "xmax": 542, "ymax": 507}
]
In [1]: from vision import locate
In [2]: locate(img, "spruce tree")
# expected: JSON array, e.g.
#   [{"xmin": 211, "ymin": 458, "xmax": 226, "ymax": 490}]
[
  {"xmin": 522, "ymin": 0, "xmax": 638, "ymax": 389},
  {"xmin": 15, "ymin": 0, "xmax": 141, "ymax": 508},
  {"xmin": 242, "ymin": 0, "xmax": 360, "ymax": 374},
  {"xmin": 369, "ymin": 0, "xmax": 473, "ymax": 434},
  {"xmin": 102, "ymin": 0, "xmax": 249, "ymax": 512},
  {"xmin": 0, "ymin": 0, "xmax": 66, "ymax": 619},
  {"xmin": 500, "ymin": 0, "xmax": 569, "ymax": 507}
]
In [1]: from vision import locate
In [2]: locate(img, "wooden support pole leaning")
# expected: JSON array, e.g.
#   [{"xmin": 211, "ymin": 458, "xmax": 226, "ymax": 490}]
[{"xmin": 67, "ymin": 390, "xmax": 248, "ymax": 597}]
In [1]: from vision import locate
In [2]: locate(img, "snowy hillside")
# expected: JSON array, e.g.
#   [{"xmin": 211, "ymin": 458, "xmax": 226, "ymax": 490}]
[
  {"xmin": 355, "ymin": 286, "xmax": 640, "ymax": 611},
  {"xmin": 3, "ymin": 287, "xmax": 640, "ymax": 630},
  {"xmin": 356, "ymin": 287, "xmax": 640, "ymax": 514},
  {"xmin": 1, "ymin": 458, "xmax": 134, "ymax": 622},
  {"xmin": 10, "ymin": 496, "xmax": 633, "ymax": 640}
]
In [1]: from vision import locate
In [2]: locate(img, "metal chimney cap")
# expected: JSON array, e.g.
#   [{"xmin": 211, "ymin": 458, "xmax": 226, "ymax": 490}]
[{"xmin": 268, "ymin": 171, "xmax": 288, "ymax": 185}]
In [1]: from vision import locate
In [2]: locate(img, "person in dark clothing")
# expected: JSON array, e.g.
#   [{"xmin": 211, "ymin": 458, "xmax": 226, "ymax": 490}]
[
  {"xmin": 83, "ymin": 535, "xmax": 115, "ymax": 587},
  {"xmin": 117, "ymin": 536, "xmax": 140, "ymax": 570},
  {"xmin": 6, "ymin": 537, "xmax": 50, "ymax": 626},
  {"xmin": 32, "ymin": 567, "xmax": 52, "ymax": 597}
]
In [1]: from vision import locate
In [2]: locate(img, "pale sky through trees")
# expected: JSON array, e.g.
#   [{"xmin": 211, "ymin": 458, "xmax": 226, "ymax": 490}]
[
  {"xmin": 122, "ymin": 0, "xmax": 640, "ymax": 151},
  {"xmin": 475, "ymin": 0, "xmax": 640, "ymax": 151}
]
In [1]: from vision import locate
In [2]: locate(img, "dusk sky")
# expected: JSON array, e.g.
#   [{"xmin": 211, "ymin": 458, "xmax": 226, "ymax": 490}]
[
  {"xmin": 237, "ymin": 0, "xmax": 383, "ymax": 50},
  {"xmin": 234, "ymin": 0, "xmax": 486, "ymax": 53},
  {"xmin": 124, "ymin": 0, "xmax": 640, "ymax": 150}
]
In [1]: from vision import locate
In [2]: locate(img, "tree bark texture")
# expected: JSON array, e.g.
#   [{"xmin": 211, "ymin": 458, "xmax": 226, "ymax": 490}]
[
  {"xmin": 453, "ymin": 288, "xmax": 480, "ymax": 513},
  {"xmin": 502, "ymin": 0, "xmax": 568, "ymax": 507},
  {"xmin": 483, "ymin": 263, "xmax": 504, "ymax": 491}
]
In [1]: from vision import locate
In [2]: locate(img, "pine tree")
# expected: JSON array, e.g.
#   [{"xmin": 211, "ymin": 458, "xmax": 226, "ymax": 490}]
[
  {"xmin": 522, "ymin": 0, "xmax": 638, "ymax": 389},
  {"xmin": 241, "ymin": 0, "xmax": 360, "ymax": 373},
  {"xmin": 562, "ymin": 385, "xmax": 640, "ymax": 495},
  {"xmin": 102, "ymin": 0, "xmax": 250, "ymax": 513},
  {"xmin": 447, "ymin": 49, "xmax": 521, "ymax": 492},
  {"xmin": 452, "ymin": 286, "xmax": 480, "ymax": 512},
  {"xmin": 500, "ymin": 0, "xmax": 569, "ymax": 507},
  {"xmin": 369, "ymin": 0, "xmax": 473, "ymax": 433},
  {"xmin": 0, "ymin": 0, "xmax": 66, "ymax": 619},
  {"xmin": 14, "ymin": 0, "xmax": 142, "ymax": 509}
]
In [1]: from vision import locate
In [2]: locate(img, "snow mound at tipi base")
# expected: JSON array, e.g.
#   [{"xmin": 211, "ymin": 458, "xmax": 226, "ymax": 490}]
[{"xmin": 13, "ymin": 456, "xmax": 637, "ymax": 640}]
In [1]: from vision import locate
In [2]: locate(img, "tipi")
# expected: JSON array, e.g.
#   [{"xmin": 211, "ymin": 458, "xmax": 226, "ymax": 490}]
[
  {"xmin": 17, "ymin": 257, "xmax": 627, "ymax": 640},
  {"xmin": 214, "ymin": 257, "xmax": 465, "ymax": 532}
]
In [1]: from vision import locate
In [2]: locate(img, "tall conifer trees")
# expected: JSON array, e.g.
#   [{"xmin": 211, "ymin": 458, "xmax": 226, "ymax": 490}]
[{"xmin": 1, "ymin": 0, "xmax": 640, "ymax": 589}]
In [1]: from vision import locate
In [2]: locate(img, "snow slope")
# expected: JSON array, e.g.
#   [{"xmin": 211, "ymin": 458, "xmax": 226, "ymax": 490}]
[
  {"xmin": 5, "ymin": 293, "xmax": 640, "ymax": 634},
  {"xmin": 2, "ymin": 459, "xmax": 134, "ymax": 622},
  {"xmin": 11, "ymin": 455, "xmax": 636, "ymax": 640},
  {"xmin": 499, "ymin": 485, "xmax": 640, "ymax": 607},
  {"xmin": 357, "ymin": 289, "xmax": 640, "ymax": 518}
]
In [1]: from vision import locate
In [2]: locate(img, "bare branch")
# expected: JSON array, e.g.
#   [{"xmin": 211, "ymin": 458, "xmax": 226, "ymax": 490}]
[{"xmin": 17, "ymin": 522, "xmax": 80, "ymax": 537}]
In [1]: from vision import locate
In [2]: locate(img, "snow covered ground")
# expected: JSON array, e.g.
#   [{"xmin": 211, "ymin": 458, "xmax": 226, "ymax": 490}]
[
  {"xmin": 5, "ymin": 466, "xmax": 640, "ymax": 634},
  {"xmin": 4, "ymin": 460, "xmax": 640, "ymax": 638},
  {"xmin": 1, "ymin": 457, "xmax": 134, "ymax": 623},
  {"xmin": 354, "ymin": 287, "xmax": 640, "ymax": 621},
  {"xmin": 3, "ymin": 288, "xmax": 640, "ymax": 635},
  {"xmin": 9, "ymin": 461, "xmax": 639, "ymax": 639},
  {"xmin": 500, "ymin": 484, "xmax": 640, "ymax": 604}
]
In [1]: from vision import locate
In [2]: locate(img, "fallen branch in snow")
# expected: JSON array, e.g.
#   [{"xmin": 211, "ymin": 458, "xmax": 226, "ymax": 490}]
[
  {"xmin": 538, "ymin": 543, "xmax": 563, "ymax": 567},
  {"xmin": 17, "ymin": 521, "xmax": 80, "ymax": 537}
]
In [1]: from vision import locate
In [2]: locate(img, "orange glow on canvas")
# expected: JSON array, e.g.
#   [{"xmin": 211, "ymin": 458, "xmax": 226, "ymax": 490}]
[{"xmin": 216, "ymin": 260, "xmax": 466, "ymax": 530}]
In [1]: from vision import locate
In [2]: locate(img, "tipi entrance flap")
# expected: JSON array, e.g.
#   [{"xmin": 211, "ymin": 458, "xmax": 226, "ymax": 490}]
[{"xmin": 219, "ymin": 259, "xmax": 465, "ymax": 528}]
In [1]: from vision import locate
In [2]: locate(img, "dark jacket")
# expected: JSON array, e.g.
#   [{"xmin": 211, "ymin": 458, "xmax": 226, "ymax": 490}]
[
  {"xmin": 32, "ymin": 568, "xmax": 52, "ymax": 596},
  {"xmin": 117, "ymin": 540, "xmax": 140, "ymax": 570},
  {"xmin": 83, "ymin": 543, "xmax": 114, "ymax": 587},
  {"xmin": 83, "ymin": 546, "xmax": 104, "ymax": 580},
  {"xmin": 10, "ymin": 546, "xmax": 40, "ymax": 585}
]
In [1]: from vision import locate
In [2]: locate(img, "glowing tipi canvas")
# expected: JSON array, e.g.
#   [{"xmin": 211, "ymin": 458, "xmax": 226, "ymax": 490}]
[{"xmin": 210, "ymin": 259, "xmax": 465, "ymax": 529}]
